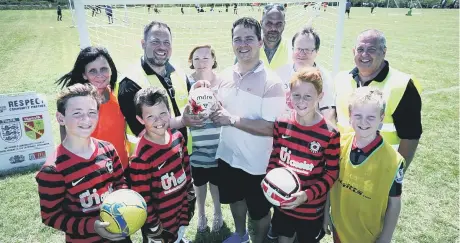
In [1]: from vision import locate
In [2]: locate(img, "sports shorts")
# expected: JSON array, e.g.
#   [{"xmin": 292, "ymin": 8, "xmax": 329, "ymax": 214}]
[
  {"xmin": 191, "ymin": 166, "xmax": 219, "ymax": 187},
  {"xmin": 272, "ymin": 208, "xmax": 325, "ymax": 242},
  {"xmin": 217, "ymin": 159, "xmax": 271, "ymax": 220}
]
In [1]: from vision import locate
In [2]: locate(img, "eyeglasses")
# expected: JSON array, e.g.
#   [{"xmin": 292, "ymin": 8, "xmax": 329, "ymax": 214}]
[
  {"xmin": 294, "ymin": 48, "xmax": 317, "ymax": 54},
  {"xmin": 264, "ymin": 3, "xmax": 285, "ymax": 13}
]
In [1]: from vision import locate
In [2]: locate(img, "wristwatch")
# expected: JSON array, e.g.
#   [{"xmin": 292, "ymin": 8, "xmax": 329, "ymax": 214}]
[{"xmin": 229, "ymin": 116, "xmax": 237, "ymax": 126}]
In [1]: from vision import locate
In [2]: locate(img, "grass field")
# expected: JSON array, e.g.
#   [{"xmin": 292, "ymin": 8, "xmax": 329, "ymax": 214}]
[{"xmin": 0, "ymin": 5, "xmax": 459, "ymax": 243}]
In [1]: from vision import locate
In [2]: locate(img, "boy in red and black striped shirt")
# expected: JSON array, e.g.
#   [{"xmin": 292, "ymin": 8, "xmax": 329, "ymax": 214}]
[
  {"xmin": 267, "ymin": 67, "xmax": 340, "ymax": 243},
  {"xmin": 36, "ymin": 83, "xmax": 130, "ymax": 243},
  {"xmin": 127, "ymin": 87, "xmax": 193, "ymax": 243}
]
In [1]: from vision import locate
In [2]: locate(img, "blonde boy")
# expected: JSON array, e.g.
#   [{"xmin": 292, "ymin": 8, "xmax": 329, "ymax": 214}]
[{"xmin": 324, "ymin": 87, "xmax": 404, "ymax": 243}]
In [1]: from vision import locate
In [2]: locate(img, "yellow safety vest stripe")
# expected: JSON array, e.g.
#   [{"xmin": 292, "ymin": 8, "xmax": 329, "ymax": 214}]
[
  {"xmin": 335, "ymin": 67, "xmax": 421, "ymax": 149},
  {"xmin": 116, "ymin": 64, "xmax": 191, "ymax": 154},
  {"xmin": 260, "ymin": 38, "xmax": 291, "ymax": 70}
]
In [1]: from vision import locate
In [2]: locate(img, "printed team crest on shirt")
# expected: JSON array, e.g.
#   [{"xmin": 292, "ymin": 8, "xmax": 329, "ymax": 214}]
[
  {"xmin": 395, "ymin": 168, "xmax": 404, "ymax": 184},
  {"xmin": 309, "ymin": 141, "xmax": 321, "ymax": 153},
  {"xmin": 106, "ymin": 160, "xmax": 113, "ymax": 174}
]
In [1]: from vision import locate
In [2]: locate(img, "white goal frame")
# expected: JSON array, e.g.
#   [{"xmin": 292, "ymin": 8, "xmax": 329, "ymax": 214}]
[{"xmin": 72, "ymin": 0, "xmax": 346, "ymax": 75}]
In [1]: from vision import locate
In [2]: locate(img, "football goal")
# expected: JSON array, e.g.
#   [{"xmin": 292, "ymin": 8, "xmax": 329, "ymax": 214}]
[{"xmin": 71, "ymin": 0, "xmax": 346, "ymax": 76}]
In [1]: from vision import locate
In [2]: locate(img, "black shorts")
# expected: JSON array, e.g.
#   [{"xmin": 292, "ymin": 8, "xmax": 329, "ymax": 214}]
[
  {"xmin": 345, "ymin": 9, "xmax": 350, "ymax": 13},
  {"xmin": 217, "ymin": 159, "xmax": 271, "ymax": 220},
  {"xmin": 191, "ymin": 166, "xmax": 219, "ymax": 187},
  {"xmin": 107, "ymin": 13, "xmax": 113, "ymax": 17},
  {"xmin": 272, "ymin": 208, "xmax": 325, "ymax": 242}
]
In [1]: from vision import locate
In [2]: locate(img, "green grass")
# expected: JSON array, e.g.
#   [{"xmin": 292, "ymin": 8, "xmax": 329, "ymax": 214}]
[{"xmin": 0, "ymin": 6, "xmax": 459, "ymax": 243}]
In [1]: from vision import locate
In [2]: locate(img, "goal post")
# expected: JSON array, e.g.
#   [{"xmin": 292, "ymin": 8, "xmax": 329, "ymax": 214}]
[{"xmin": 72, "ymin": 0, "xmax": 346, "ymax": 76}]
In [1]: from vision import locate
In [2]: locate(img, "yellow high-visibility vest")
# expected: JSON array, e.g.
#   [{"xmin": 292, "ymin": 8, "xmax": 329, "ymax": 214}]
[
  {"xmin": 260, "ymin": 38, "xmax": 291, "ymax": 70},
  {"xmin": 335, "ymin": 67, "xmax": 422, "ymax": 150},
  {"xmin": 115, "ymin": 64, "xmax": 191, "ymax": 154},
  {"xmin": 330, "ymin": 133, "xmax": 404, "ymax": 243}
]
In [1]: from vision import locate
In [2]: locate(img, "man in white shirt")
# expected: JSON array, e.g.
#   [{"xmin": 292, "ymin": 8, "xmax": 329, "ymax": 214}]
[
  {"xmin": 210, "ymin": 17, "xmax": 285, "ymax": 243},
  {"xmin": 276, "ymin": 27, "xmax": 336, "ymax": 123}
]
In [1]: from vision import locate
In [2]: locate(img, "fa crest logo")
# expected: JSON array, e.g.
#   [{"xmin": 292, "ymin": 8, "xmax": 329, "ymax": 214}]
[
  {"xmin": 106, "ymin": 160, "xmax": 113, "ymax": 174},
  {"xmin": 0, "ymin": 118, "xmax": 22, "ymax": 143},
  {"xmin": 310, "ymin": 141, "xmax": 321, "ymax": 153}
]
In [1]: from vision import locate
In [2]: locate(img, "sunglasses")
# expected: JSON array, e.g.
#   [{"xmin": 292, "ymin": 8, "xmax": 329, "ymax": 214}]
[{"xmin": 264, "ymin": 3, "xmax": 285, "ymax": 13}]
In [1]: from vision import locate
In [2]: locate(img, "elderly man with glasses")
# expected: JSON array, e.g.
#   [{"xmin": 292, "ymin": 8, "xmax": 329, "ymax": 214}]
[
  {"xmin": 335, "ymin": 29, "xmax": 422, "ymax": 173},
  {"xmin": 260, "ymin": 3, "xmax": 292, "ymax": 70},
  {"xmin": 275, "ymin": 27, "xmax": 337, "ymax": 124}
]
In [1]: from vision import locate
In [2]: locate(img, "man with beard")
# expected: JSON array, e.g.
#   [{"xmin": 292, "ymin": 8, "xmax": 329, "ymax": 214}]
[
  {"xmin": 116, "ymin": 21, "xmax": 203, "ymax": 154},
  {"xmin": 260, "ymin": 3, "xmax": 291, "ymax": 70}
]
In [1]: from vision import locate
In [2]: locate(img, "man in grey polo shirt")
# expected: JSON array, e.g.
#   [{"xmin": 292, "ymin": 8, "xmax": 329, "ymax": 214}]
[{"xmin": 210, "ymin": 17, "xmax": 285, "ymax": 243}]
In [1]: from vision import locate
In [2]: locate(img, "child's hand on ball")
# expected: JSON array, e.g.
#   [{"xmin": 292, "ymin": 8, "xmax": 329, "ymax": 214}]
[
  {"xmin": 191, "ymin": 80, "xmax": 211, "ymax": 90},
  {"xmin": 94, "ymin": 220, "xmax": 125, "ymax": 241},
  {"xmin": 280, "ymin": 191, "xmax": 307, "ymax": 210}
]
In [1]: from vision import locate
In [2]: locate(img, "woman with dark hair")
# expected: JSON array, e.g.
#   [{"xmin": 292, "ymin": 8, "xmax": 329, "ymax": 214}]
[
  {"xmin": 187, "ymin": 45, "xmax": 223, "ymax": 233},
  {"xmin": 56, "ymin": 46, "xmax": 129, "ymax": 168}
]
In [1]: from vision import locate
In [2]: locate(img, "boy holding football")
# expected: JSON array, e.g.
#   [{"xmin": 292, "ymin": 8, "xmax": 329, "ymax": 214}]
[
  {"xmin": 36, "ymin": 83, "xmax": 129, "ymax": 243},
  {"xmin": 323, "ymin": 87, "xmax": 404, "ymax": 243},
  {"xmin": 127, "ymin": 87, "xmax": 193, "ymax": 243},
  {"xmin": 267, "ymin": 67, "xmax": 340, "ymax": 243}
]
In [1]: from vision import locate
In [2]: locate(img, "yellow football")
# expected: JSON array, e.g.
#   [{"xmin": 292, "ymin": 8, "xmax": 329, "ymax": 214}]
[{"xmin": 100, "ymin": 189, "xmax": 147, "ymax": 236}]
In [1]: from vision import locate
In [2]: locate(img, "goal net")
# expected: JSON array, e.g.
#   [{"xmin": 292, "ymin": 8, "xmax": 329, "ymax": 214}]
[{"xmin": 71, "ymin": 0, "xmax": 346, "ymax": 76}]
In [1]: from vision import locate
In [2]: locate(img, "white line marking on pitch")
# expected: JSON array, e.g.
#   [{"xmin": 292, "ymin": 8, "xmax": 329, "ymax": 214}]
[{"xmin": 423, "ymin": 86, "xmax": 459, "ymax": 96}]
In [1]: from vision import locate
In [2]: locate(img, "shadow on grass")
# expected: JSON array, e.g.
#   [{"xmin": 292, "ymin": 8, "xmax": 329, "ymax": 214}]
[
  {"xmin": 192, "ymin": 221, "xmax": 232, "ymax": 243},
  {"xmin": 192, "ymin": 215, "xmax": 282, "ymax": 243},
  {"xmin": 0, "ymin": 163, "xmax": 43, "ymax": 181}
]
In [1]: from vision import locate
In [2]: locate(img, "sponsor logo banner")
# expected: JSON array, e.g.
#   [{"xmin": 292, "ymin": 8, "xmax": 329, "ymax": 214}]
[{"xmin": 0, "ymin": 92, "xmax": 54, "ymax": 172}]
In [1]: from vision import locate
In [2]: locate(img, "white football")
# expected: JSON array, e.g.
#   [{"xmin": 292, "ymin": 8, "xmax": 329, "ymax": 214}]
[
  {"xmin": 261, "ymin": 167, "xmax": 301, "ymax": 206},
  {"xmin": 189, "ymin": 87, "xmax": 218, "ymax": 117}
]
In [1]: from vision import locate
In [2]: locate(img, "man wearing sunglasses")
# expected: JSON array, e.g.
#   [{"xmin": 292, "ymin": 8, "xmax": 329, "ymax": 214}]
[
  {"xmin": 260, "ymin": 3, "xmax": 292, "ymax": 70},
  {"xmin": 275, "ymin": 27, "xmax": 337, "ymax": 124}
]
